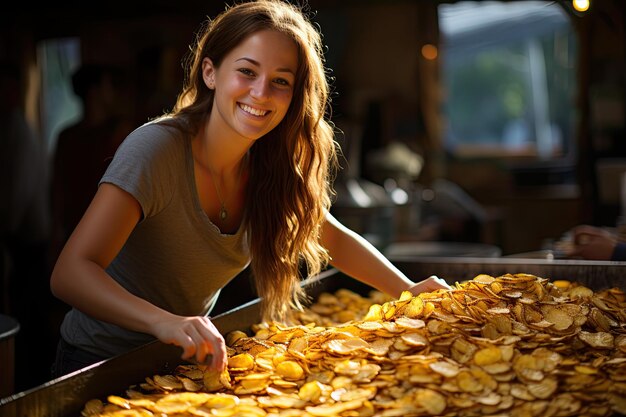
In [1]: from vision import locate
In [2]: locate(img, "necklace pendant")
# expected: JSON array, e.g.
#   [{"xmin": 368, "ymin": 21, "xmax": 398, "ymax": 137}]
[{"xmin": 219, "ymin": 206, "xmax": 228, "ymax": 220}]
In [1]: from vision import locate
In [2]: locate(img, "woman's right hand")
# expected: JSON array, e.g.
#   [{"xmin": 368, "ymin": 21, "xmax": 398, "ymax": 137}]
[{"xmin": 152, "ymin": 314, "xmax": 227, "ymax": 371}]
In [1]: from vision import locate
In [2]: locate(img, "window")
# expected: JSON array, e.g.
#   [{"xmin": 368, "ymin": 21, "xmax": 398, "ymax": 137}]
[
  {"xmin": 37, "ymin": 37, "xmax": 81, "ymax": 155},
  {"xmin": 439, "ymin": 1, "xmax": 577, "ymax": 161}
]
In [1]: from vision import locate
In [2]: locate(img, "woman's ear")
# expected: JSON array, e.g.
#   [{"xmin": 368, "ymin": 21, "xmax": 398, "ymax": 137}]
[{"xmin": 202, "ymin": 57, "xmax": 216, "ymax": 89}]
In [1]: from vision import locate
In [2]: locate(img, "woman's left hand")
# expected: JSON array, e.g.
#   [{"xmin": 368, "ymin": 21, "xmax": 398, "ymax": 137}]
[{"xmin": 408, "ymin": 275, "xmax": 451, "ymax": 295}]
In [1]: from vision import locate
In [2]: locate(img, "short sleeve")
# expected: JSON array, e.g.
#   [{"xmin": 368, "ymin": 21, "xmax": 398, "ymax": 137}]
[{"xmin": 99, "ymin": 122, "xmax": 184, "ymax": 218}]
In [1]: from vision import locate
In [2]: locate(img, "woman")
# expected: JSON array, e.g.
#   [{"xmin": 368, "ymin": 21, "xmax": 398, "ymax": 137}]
[{"xmin": 50, "ymin": 0, "xmax": 449, "ymax": 377}]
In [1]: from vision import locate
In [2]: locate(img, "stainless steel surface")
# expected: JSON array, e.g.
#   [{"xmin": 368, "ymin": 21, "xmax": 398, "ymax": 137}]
[
  {"xmin": 390, "ymin": 256, "xmax": 626, "ymax": 291},
  {"xmin": 502, "ymin": 249, "xmax": 558, "ymax": 259},
  {"xmin": 385, "ymin": 241, "xmax": 502, "ymax": 258},
  {"xmin": 0, "ymin": 315, "xmax": 20, "ymax": 400}
]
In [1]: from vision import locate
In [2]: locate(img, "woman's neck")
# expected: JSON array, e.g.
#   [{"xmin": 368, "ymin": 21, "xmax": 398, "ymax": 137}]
[{"xmin": 195, "ymin": 118, "xmax": 250, "ymax": 176}]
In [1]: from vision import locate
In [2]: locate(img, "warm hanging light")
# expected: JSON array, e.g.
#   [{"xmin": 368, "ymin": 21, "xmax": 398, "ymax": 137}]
[
  {"xmin": 421, "ymin": 44, "xmax": 438, "ymax": 60},
  {"xmin": 572, "ymin": 0, "xmax": 590, "ymax": 12}
]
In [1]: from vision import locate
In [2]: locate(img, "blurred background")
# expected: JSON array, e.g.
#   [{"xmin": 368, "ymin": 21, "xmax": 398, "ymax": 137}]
[{"xmin": 1, "ymin": 0, "xmax": 624, "ymax": 394}]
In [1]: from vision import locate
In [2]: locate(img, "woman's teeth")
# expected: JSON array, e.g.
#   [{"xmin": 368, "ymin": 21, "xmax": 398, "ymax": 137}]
[{"xmin": 240, "ymin": 104, "xmax": 268, "ymax": 116}]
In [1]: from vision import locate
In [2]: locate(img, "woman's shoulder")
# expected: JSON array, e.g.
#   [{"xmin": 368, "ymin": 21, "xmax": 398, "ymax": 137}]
[
  {"xmin": 127, "ymin": 118, "xmax": 181, "ymax": 141},
  {"xmin": 120, "ymin": 119, "xmax": 187, "ymax": 155}
]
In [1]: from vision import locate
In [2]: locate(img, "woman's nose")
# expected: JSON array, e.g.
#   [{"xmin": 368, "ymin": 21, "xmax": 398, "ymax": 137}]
[{"xmin": 250, "ymin": 77, "xmax": 270, "ymax": 100}]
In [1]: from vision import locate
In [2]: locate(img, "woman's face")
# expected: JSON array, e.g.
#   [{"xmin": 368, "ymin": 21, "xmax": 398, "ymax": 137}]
[{"xmin": 203, "ymin": 29, "xmax": 298, "ymax": 142}]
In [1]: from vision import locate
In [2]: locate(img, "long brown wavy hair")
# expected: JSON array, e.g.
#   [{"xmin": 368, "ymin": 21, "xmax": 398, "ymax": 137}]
[{"xmin": 158, "ymin": 0, "xmax": 338, "ymax": 322}]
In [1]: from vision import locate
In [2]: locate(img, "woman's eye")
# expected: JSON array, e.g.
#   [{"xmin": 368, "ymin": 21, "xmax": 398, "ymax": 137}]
[
  {"xmin": 238, "ymin": 68, "xmax": 255, "ymax": 76},
  {"xmin": 273, "ymin": 78, "xmax": 291, "ymax": 87}
]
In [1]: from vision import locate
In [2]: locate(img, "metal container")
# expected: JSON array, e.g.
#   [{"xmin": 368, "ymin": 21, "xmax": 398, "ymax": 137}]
[
  {"xmin": 0, "ymin": 269, "xmax": 367, "ymax": 417},
  {"xmin": 0, "ymin": 315, "xmax": 20, "ymax": 399},
  {"xmin": 385, "ymin": 242, "xmax": 502, "ymax": 259},
  {"xmin": 1, "ymin": 262, "xmax": 624, "ymax": 417},
  {"xmin": 388, "ymin": 256, "xmax": 626, "ymax": 292}
]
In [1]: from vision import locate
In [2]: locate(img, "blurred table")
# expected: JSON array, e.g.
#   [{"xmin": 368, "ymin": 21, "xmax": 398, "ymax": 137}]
[{"xmin": 0, "ymin": 314, "xmax": 20, "ymax": 398}]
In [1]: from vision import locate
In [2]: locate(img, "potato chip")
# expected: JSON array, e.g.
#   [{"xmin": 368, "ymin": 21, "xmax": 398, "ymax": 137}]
[
  {"xmin": 393, "ymin": 317, "xmax": 425, "ymax": 329},
  {"xmin": 456, "ymin": 371, "xmax": 483, "ymax": 393},
  {"xmin": 228, "ymin": 353, "xmax": 255, "ymax": 371},
  {"xmin": 82, "ymin": 399, "xmax": 104, "ymax": 416},
  {"xmin": 414, "ymin": 388, "xmax": 447, "ymax": 414},
  {"xmin": 203, "ymin": 369, "xmax": 232, "ymax": 391},
  {"xmin": 153, "ymin": 392, "xmax": 211, "ymax": 413},
  {"xmin": 97, "ymin": 410, "xmax": 153, "ymax": 417},
  {"xmin": 225, "ymin": 330, "xmax": 248, "ymax": 347},
  {"xmin": 402, "ymin": 296, "xmax": 424, "ymax": 319},
  {"xmin": 257, "ymin": 394, "xmax": 306, "ymax": 409},
  {"xmin": 333, "ymin": 386, "xmax": 376, "ymax": 402},
  {"xmin": 578, "ymin": 331, "xmax": 614, "ymax": 349},
  {"xmin": 400, "ymin": 332, "xmax": 428, "ymax": 348},
  {"xmin": 275, "ymin": 360, "xmax": 305, "ymax": 381},
  {"xmin": 234, "ymin": 377, "xmax": 269, "ymax": 394},
  {"xmin": 297, "ymin": 380, "xmax": 326, "ymax": 403},
  {"xmin": 473, "ymin": 274, "xmax": 495, "ymax": 284},
  {"xmin": 364, "ymin": 338, "xmax": 394, "ymax": 356},
  {"xmin": 356, "ymin": 321, "xmax": 383, "ymax": 331},
  {"xmin": 473, "ymin": 346, "xmax": 502, "ymax": 366},
  {"xmin": 363, "ymin": 304, "xmax": 383, "ymax": 321},
  {"xmin": 325, "ymin": 337, "xmax": 369, "ymax": 355},
  {"xmin": 527, "ymin": 377, "xmax": 558, "ymax": 399},
  {"xmin": 305, "ymin": 399, "xmax": 364, "ymax": 416},
  {"xmin": 106, "ymin": 395, "xmax": 131, "ymax": 410},
  {"xmin": 568, "ymin": 285, "xmax": 594, "ymax": 299},
  {"xmin": 429, "ymin": 360, "xmax": 460, "ymax": 377}
]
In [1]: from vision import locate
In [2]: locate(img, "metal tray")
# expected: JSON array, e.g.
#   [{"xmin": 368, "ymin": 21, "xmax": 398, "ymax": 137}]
[
  {"xmin": 1, "ymin": 261, "xmax": 624, "ymax": 417},
  {"xmin": 0, "ymin": 269, "xmax": 366, "ymax": 417},
  {"xmin": 389, "ymin": 256, "xmax": 626, "ymax": 292}
]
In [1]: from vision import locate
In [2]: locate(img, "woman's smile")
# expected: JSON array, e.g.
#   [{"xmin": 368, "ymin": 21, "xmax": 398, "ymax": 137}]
[{"xmin": 238, "ymin": 103, "xmax": 269, "ymax": 117}]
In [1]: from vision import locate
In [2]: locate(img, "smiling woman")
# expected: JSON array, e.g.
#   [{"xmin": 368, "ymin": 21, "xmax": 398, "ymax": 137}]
[{"xmin": 48, "ymin": 0, "xmax": 450, "ymax": 381}]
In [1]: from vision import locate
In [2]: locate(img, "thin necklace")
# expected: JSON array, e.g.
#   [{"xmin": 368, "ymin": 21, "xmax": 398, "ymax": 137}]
[
  {"xmin": 210, "ymin": 173, "xmax": 228, "ymax": 220},
  {"xmin": 209, "ymin": 159, "xmax": 245, "ymax": 221}
]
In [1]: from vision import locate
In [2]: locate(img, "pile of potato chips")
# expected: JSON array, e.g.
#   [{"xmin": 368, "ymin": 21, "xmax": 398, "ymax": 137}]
[{"xmin": 82, "ymin": 273, "xmax": 626, "ymax": 417}]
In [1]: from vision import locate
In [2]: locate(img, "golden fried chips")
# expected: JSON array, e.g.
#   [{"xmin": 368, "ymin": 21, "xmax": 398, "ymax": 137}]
[{"xmin": 82, "ymin": 273, "xmax": 626, "ymax": 417}]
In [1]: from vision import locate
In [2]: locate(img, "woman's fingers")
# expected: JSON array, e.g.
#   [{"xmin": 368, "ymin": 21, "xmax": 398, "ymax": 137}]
[
  {"xmin": 156, "ymin": 316, "xmax": 226, "ymax": 370},
  {"xmin": 195, "ymin": 317, "xmax": 227, "ymax": 370},
  {"xmin": 174, "ymin": 321, "xmax": 200, "ymax": 360},
  {"xmin": 184, "ymin": 323, "xmax": 210, "ymax": 363}
]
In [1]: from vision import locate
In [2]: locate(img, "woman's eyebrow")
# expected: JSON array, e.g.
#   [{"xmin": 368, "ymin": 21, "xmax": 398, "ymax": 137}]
[{"xmin": 235, "ymin": 57, "xmax": 295, "ymax": 75}]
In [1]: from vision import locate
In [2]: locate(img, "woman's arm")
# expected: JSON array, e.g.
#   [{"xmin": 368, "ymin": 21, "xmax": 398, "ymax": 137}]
[
  {"xmin": 320, "ymin": 212, "xmax": 450, "ymax": 298},
  {"xmin": 50, "ymin": 183, "xmax": 226, "ymax": 369}
]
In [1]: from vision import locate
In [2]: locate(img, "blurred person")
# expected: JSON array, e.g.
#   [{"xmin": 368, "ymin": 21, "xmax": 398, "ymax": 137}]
[
  {"xmin": 50, "ymin": 0, "xmax": 450, "ymax": 379},
  {"xmin": 567, "ymin": 225, "xmax": 626, "ymax": 261},
  {"xmin": 0, "ymin": 60, "xmax": 52, "ymax": 390},
  {"xmin": 50, "ymin": 64, "xmax": 133, "ymax": 264}
]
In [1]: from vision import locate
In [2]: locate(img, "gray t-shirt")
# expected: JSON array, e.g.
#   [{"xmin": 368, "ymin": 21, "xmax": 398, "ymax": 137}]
[{"xmin": 60, "ymin": 121, "xmax": 251, "ymax": 357}]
